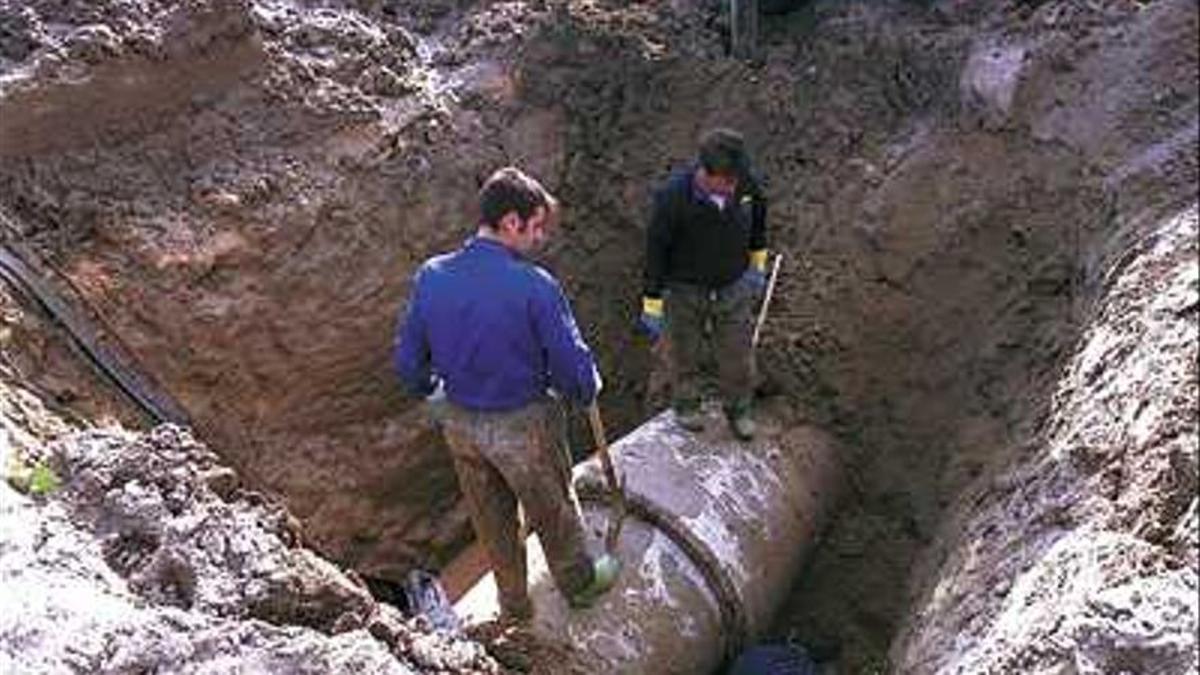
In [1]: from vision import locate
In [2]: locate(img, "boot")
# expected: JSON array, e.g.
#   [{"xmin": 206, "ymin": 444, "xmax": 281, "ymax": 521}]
[
  {"xmin": 673, "ymin": 398, "xmax": 705, "ymax": 432},
  {"xmin": 724, "ymin": 398, "xmax": 756, "ymax": 441},
  {"xmin": 568, "ymin": 554, "xmax": 622, "ymax": 609}
]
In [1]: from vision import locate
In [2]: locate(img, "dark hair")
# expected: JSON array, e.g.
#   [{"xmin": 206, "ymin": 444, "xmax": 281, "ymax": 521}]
[
  {"xmin": 478, "ymin": 167, "xmax": 551, "ymax": 229},
  {"xmin": 698, "ymin": 127, "xmax": 749, "ymax": 176}
]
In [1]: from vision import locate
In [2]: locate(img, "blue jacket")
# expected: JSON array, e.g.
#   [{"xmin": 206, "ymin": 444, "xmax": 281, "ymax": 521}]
[{"xmin": 393, "ymin": 236, "xmax": 601, "ymax": 411}]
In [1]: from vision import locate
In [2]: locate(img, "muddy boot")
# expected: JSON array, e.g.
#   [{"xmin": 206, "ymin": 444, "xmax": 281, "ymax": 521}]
[
  {"xmin": 673, "ymin": 398, "xmax": 705, "ymax": 432},
  {"xmin": 724, "ymin": 398, "xmax": 756, "ymax": 441},
  {"xmin": 568, "ymin": 554, "xmax": 622, "ymax": 609}
]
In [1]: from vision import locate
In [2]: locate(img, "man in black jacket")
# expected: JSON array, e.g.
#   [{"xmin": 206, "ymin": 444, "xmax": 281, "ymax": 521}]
[{"xmin": 639, "ymin": 128, "xmax": 768, "ymax": 440}]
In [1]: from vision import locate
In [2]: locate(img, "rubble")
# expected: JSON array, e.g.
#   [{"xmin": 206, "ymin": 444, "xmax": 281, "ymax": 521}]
[{"xmin": 1, "ymin": 423, "xmax": 497, "ymax": 674}]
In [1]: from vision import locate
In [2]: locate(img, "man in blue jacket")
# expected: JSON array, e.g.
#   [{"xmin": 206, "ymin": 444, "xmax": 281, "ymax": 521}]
[
  {"xmin": 394, "ymin": 167, "xmax": 620, "ymax": 622},
  {"xmin": 639, "ymin": 128, "xmax": 768, "ymax": 440}
]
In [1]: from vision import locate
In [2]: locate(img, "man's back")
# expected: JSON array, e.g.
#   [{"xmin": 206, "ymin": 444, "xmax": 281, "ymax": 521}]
[
  {"xmin": 393, "ymin": 166, "xmax": 621, "ymax": 620},
  {"xmin": 396, "ymin": 236, "xmax": 599, "ymax": 411}
]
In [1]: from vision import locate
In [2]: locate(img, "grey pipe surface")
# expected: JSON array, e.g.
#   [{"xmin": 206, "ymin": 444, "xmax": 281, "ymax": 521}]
[{"xmin": 453, "ymin": 400, "xmax": 843, "ymax": 674}]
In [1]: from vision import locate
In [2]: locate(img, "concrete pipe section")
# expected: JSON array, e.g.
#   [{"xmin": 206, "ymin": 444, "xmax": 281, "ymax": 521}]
[{"xmin": 450, "ymin": 400, "xmax": 843, "ymax": 674}]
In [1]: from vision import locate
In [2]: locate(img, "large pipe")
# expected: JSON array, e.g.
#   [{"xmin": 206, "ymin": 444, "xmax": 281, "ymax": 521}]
[{"xmin": 451, "ymin": 400, "xmax": 843, "ymax": 674}]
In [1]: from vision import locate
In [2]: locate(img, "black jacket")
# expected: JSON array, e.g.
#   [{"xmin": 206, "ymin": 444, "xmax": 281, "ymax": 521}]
[{"xmin": 643, "ymin": 165, "xmax": 767, "ymax": 298}]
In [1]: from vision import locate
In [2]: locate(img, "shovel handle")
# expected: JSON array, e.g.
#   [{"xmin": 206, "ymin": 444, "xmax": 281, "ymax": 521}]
[
  {"xmin": 587, "ymin": 403, "xmax": 623, "ymax": 494},
  {"xmin": 752, "ymin": 253, "xmax": 784, "ymax": 349},
  {"xmin": 587, "ymin": 401, "xmax": 626, "ymax": 551}
]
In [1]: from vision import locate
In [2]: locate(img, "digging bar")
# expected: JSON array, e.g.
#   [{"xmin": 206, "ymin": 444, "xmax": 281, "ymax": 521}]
[
  {"xmin": 751, "ymin": 253, "xmax": 784, "ymax": 350},
  {"xmin": 586, "ymin": 401, "xmax": 627, "ymax": 552}
]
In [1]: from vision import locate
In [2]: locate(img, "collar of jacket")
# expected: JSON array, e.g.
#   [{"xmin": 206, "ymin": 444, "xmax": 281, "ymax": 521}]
[{"xmin": 466, "ymin": 234, "xmax": 526, "ymax": 260}]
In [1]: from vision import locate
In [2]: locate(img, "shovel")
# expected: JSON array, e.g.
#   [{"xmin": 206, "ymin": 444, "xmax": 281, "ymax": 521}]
[
  {"xmin": 751, "ymin": 252, "xmax": 784, "ymax": 350},
  {"xmin": 586, "ymin": 401, "xmax": 627, "ymax": 552}
]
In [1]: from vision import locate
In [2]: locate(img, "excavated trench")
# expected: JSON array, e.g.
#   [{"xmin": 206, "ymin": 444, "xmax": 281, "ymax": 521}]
[{"xmin": 1, "ymin": 0, "xmax": 1196, "ymax": 673}]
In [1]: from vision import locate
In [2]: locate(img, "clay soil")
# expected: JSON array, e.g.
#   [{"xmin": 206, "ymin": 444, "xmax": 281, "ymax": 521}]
[{"xmin": 1, "ymin": 0, "xmax": 1196, "ymax": 672}]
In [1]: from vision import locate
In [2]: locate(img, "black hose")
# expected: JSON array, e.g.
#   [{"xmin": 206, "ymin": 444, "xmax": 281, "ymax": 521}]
[{"xmin": 0, "ymin": 242, "xmax": 189, "ymax": 426}]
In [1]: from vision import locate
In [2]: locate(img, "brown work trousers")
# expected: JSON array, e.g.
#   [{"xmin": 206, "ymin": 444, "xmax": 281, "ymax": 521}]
[
  {"xmin": 666, "ymin": 279, "xmax": 756, "ymax": 408},
  {"xmin": 439, "ymin": 398, "xmax": 594, "ymax": 618}
]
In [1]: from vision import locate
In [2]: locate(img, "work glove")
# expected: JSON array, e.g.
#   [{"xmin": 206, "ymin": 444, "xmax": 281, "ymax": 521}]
[
  {"xmin": 425, "ymin": 377, "xmax": 449, "ymax": 426},
  {"xmin": 741, "ymin": 249, "xmax": 769, "ymax": 296},
  {"xmin": 637, "ymin": 296, "xmax": 665, "ymax": 341}
]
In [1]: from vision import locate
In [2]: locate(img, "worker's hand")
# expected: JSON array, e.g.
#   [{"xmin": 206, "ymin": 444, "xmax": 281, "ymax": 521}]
[
  {"xmin": 741, "ymin": 267, "xmax": 767, "ymax": 295},
  {"xmin": 425, "ymin": 378, "xmax": 449, "ymax": 425},
  {"xmin": 637, "ymin": 297, "xmax": 665, "ymax": 341},
  {"xmin": 742, "ymin": 249, "xmax": 769, "ymax": 296}
]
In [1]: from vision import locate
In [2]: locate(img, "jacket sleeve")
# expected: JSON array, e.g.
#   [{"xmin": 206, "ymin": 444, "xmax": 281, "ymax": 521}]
[
  {"xmin": 533, "ymin": 275, "xmax": 602, "ymax": 404},
  {"xmin": 744, "ymin": 172, "xmax": 768, "ymax": 251},
  {"xmin": 643, "ymin": 186, "xmax": 674, "ymax": 299},
  {"xmin": 392, "ymin": 267, "xmax": 437, "ymax": 398}
]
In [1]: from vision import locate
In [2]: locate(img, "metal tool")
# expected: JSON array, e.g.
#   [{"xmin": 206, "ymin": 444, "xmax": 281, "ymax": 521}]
[
  {"xmin": 751, "ymin": 252, "xmax": 784, "ymax": 349},
  {"xmin": 587, "ymin": 401, "xmax": 627, "ymax": 552}
]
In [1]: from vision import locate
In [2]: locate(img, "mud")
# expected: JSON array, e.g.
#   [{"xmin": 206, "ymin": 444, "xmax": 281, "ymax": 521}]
[
  {"xmin": 0, "ymin": 277, "xmax": 145, "ymax": 432},
  {"xmin": 2, "ymin": 421, "xmax": 499, "ymax": 673},
  {"xmin": 0, "ymin": 0, "xmax": 1196, "ymax": 672}
]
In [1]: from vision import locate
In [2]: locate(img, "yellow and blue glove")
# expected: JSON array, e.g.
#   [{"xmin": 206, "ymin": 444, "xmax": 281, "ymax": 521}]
[
  {"xmin": 742, "ymin": 249, "xmax": 769, "ymax": 295},
  {"xmin": 638, "ymin": 297, "xmax": 665, "ymax": 341}
]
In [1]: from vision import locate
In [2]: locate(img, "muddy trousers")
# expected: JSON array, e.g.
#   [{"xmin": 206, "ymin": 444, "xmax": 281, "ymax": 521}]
[
  {"xmin": 666, "ymin": 280, "xmax": 756, "ymax": 408},
  {"xmin": 439, "ymin": 398, "xmax": 594, "ymax": 618}
]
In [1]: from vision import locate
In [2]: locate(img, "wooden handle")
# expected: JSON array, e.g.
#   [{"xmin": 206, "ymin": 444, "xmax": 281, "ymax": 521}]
[
  {"xmin": 588, "ymin": 402, "xmax": 622, "ymax": 496},
  {"xmin": 752, "ymin": 253, "xmax": 784, "ymax": 349}
]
